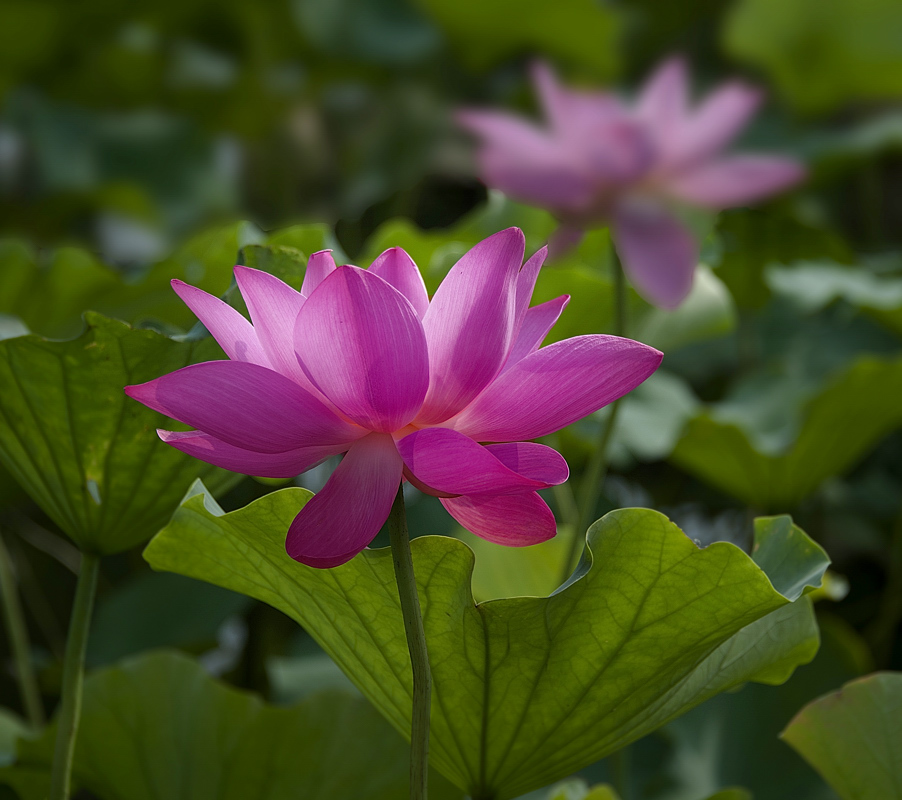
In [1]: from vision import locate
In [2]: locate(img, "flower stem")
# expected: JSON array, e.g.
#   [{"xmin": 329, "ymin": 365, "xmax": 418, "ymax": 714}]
[
  {"xmin": 559, "ymin": 251, "xmax": 628, "ymax": 583},
  {"xmin": 388, "ymin": 488, "xmax": 431, "ymax": 800},
  {"xmin": 0, "ymin": 527, "xmax": 44, "ymax": 729},
  {"xmin": 49, "ymin": 551, "xmax": 100, "ymax": 800}
]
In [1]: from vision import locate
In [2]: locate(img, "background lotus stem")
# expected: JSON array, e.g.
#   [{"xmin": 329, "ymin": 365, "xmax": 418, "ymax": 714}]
[
  {"xmin": 608, "ymin": 745, "xmax": 631, "ymax": 799},
  {"xmin": 0, "ymin": 526, "xmax": 45, "ymax": 729},
  {"xmin": 560, "ymin": 249, "xmax": 627, "ymax": 582},
  {"xmin": 388, "ymin": 487, "xmax": 431, "ymax": 800},
  {"xmin": 49, "ymin": 551, "xmax": 100, "ymax": 800}
]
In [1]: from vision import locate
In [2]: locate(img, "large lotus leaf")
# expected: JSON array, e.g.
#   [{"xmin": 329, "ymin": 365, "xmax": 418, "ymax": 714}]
[
  {"xmin": 714, "ymin": 209, "xmax": 853, "ymax": 311},
  {"xmin": 767, "ymin": 261, "xmax": 902, "ymax": 336},
  {"xmin": 656, "ymin": 613, "xmax": 868, "ymax": 800},
  {"xmin": 671, "ymin": 356, "xmax": 902, "ymax": 509},
  {"xmin": 411, "ymin": 0, "xmax": 619, "ymax": 75},
  {"xmin": 0, "ymin": 650, "xmax": 461, "ymax": 800},
  {"xmin": 781, "ymin": 672, "xmax": 902, "ymax": 800},
  {"xmin": 145, "ymin": 485, "xmax": 826, "ymax": 800},
  {"xmin": 724, "ymin": 0, "xmax": 902, "ymax": 115},
  {"xmin": 0, "ymin": 313, "xmax": 238, "ymax": 554}
]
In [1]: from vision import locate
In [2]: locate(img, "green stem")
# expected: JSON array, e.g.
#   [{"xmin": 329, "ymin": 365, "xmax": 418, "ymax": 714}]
[
  {"xmin": 0, "ymin": 527, "xmax": 44, "ymax": 728},
  {"xmin": 559, "ymin": 253, "xmax": 628, "ymax": 582},
  {"xmin": 609, "ymin": 746, "xmax": 631, "ymax": 800},
  {"xmin": 388, "ymin": 489, "xmax": 431, "ymax": 800},
  {"xmin": 49, "ymin": 552, "xmax": 100, "ymax": 800}
]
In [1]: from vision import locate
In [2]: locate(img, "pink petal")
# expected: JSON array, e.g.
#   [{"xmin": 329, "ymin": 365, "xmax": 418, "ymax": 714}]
[
  {"xmin": 449, "ymin": 335, "xmax": 662, "ymax": 442},
  {"xmin": 158, "ymin": 430, "xmax": 347, "ymax": 478},
  {"xmin": 669, "ymin": 82, "xmax": 762, "ymax": 169},
  {"xmin": 457, "ymin": 110, "xmax": 595, "ymax": 210},
  {"xmin": 397, "ymin": 427, "xmax": 567, "ymax": 496},
  {"xmin": 418, "ymin": 228, "xmax": 524, "ymax": 424},
  {"xmin": 531, "ymin": 61, "xmax": 622, "ymax": 135},
  {"xmin": 666, "ymin": 155, "xmax": 805, "ymax": 208},
  {"xmin": 440, "ymin": 492, "xmax": 557, "ymax": 546},
  {"xmin": 484, "ymin": 441, "xmax": 570, "ymax": 485},
  {"xmin": 637, "ymin": 57, "xmax": 689, "ymax": 131},
  {"xmin": 612, "ymin": 201, "xmax": 699, "ymax": 310},
  {"xmin": 125, "ymin": 361, "xmax": 361, "ymax": 453},
  {"xmin": 514, "ymin": 246, "xmax": 548, "ymax": 325},
  {"xmin": 285, "ymin": 433, "xmax": 402, "ymax": 568},
  {"xmin": 368, "ymin": 247, "xmax": 430, "ymax": 318},
  {"xmin": 294, "ymin": 266, "xmax": 429, "ymax": 432},
  {"xmin": 581, "ymin": 118, "xmax": 655, "ymax": 185},
  {"xmin": 171, "ymin": 280, "xmax": 270, "ymax": 367},
  {"xmin": 503, "ymin": 295, "xmax": 570, "ymax": 373},
  {"xmin": 301, "ymin": 250, "xmax": 337, "ymax": 297},
  {"xmin": 234, "ymin": 266, "xmax": 308, "ymax": 383}
]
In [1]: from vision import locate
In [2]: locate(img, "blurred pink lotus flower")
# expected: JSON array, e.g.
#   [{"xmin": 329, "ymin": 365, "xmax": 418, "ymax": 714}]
[
  {"xmin": 126, "ymin": 229, "xmax": 661, "ymax": 567},
  {"xmin": 457, "ymin": 59, "xmax": 805, "ymax": 309}
]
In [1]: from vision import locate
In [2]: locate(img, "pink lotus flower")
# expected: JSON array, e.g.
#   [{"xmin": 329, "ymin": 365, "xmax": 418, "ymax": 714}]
[
  {"xmin": 125, "ymin": 229, "xmax": 661, "ymax": 567},
  {"xmin": 457, "ymin": 59, "xmax": 805, "ymax": 309}
]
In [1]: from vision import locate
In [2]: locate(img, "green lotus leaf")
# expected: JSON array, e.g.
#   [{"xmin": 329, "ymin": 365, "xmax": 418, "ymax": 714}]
[
  {"xmin": 781, "ymin": 672, "xmax": 902, "ymax": 800},
  {"xmin": 145, "ymin": 485, "xmax": 827, "ymax": 799},
  {"xmin": 671, "ymin": 356, "xmax": 902, "ymax": 509},
  {"xmin": 0, "ymin": 313, "xmax": 238, "ymax": 554},
  {"xmin": 724, "ymin": 0, "xmax": 902, "ymax": 115},
  {"xmin": 0, "ymin": 650, "xmax": 461, "ymax": 800}
]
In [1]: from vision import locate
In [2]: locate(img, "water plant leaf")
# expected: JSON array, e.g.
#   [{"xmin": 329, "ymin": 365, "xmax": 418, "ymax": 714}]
[
  {"xmin": 145, "ymin": 485, "xmax": 827, "ymax": 800},
  {"xmin": 724, "ymin": 0, "xmax": 902, "ymax": 115},
  {"xmin": 0, "ymin": 650, "xmax": 461, "ymax": 800},
  {"xmin": 0, "ymin": 313, "xmax": 238, "ymax": 554},
  {"xmin": 671, "ymin": 356, "xmax": 902, "ymax": 509},
  {"xmin": 781, "ymin": 672, "xmax": 902, "ymax": 800}
]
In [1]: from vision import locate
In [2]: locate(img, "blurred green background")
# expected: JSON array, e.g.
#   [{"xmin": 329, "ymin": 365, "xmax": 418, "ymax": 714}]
[{"xmin": 1, "ymin": 0, "xmax": 902, "ymax": 798}]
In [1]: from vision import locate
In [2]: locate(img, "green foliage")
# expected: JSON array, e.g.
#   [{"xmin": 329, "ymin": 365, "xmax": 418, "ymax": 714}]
[
  {"xmin": 412, "ymin": 0, "xmax": 620, "ymax": 75},
  {"xmin": 87, "ymin": 571, "xmax": 251, "ymax": 667},
  {"xmin": 767, "ymin": 261, "xmax": 902, "ymax": 336},
  {"xmin": 0, "ymin": 314, "xmax": 238, "ymax": 554},
  {"xmin": 781, "ymin": 672, "xmax": 902, "ymax": 800},
  {"xmin": 715, "ymin": 211, "xmax": 853, "ymax": 311},
  {"xmin": 724, "ymin": 0, "xmax": 902, "ymax": 114},
  {"xmin": 657, "ymin": 613, "xmax": 868, "ymax": 800},
  {"xmin": 0, "ymin": 650, "xmax": 462, "ymax": 800},
  {"xmin": 145, "ymin": 484, "xmax": 826, "ymax": 799},
  {"xmin": 545, "ymin": 779, "xmax": 621, "ymax": 800},
  {"xmin": 671, "ymin": 356, "xmax": 902, "ymax": 509}
]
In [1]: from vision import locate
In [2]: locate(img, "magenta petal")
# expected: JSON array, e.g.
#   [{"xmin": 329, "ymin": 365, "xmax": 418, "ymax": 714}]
[
  {"xmin": 125, "ymin": 361, "xmax": 361, "ymax": 453},
  {"xmin": 669, "ymin": 82, "xmax": 762, "ymax": 169},
  {"xmin": 397, "ymin": 427, "xmax": 565, "ymax": 496},
  {"xmin": 514, "ymin": 246, "xmax": 548, "ymax": 324},
  {"xmin": 234, "ymin": 266, "xmax": 307, "ymax": 383},
  {"xmin": 418, "ymin": 228, "xmax": 524, "ymax": 423},
  {"xmin": 294, "ymin": 266, "xmax": 429, "ymax": 432},
  {"xmin": 450, "ymin": 335, "xmax": 662, "ymax": 441},
  {"xmin": 485, "ymin": 441, "xmax": 569, "ymax": 485},
  {"xmin": 637, "ymin": 57, "xmax": 688, "ymax": 130},
  {"xmin": 503, "ymin": 295, "xmax": 570, "ymax": 373},
  {"xmin": 440, "ymin": 492, "xmax": 557, "ymax": 546},
  {"xmin": 301, "ymin": 250, "xmax": 337, "ymax": 297},
  {"xmin": 158, "ymin": 430, "xmax": 347, "ymax": 478},
  {"xmin": 612, "ymin": 202, "xmax": 699, "ymax": 310},
  {"xmin": 667, "ymin": 155, "xmax": 805, "ymax": 208},
  {"xmin": 285, "ymin": 433, "xmax": 402, "ymax": 568},
  {"xmin": 171, "ymin": 280, "xmax": 270, "ymax": 367},
  {"xmin": 457, "ymin": 110, "xmax": 595, "ymax": 210},
  {"xmin": 532, "ymin": 60, "xmax": 623, "ymax": 135},
  {"xmin": 368, "ymin": 247, "xmax": 430, "ymax": 318}
]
